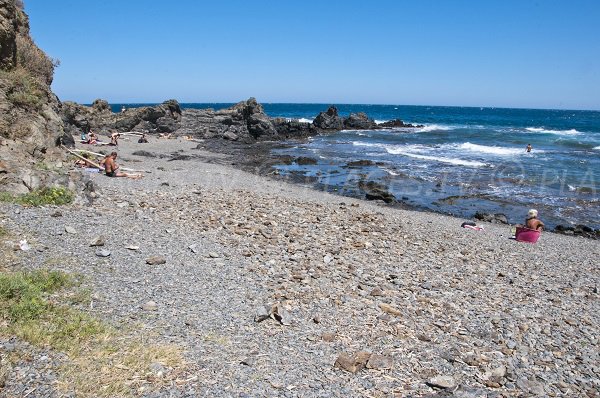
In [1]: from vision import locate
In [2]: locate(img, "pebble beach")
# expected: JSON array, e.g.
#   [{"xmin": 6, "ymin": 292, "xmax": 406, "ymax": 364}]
[{"xmin": 1, "ymin": 136, "xmax": 599, "ymax": 397}]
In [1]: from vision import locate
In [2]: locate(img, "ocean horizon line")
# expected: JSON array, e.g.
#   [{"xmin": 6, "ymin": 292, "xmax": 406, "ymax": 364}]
[{"xmin": 77, "ymin": 101, "xmax": 600, "ymax": 113}]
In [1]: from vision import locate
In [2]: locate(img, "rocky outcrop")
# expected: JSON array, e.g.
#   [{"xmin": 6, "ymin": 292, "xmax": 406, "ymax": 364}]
[
  {"xmin": 313, "ymin": 106, "xmax": 344, "ymax": 131},
  {"xmin": 178, "ymin": 98, "xmax": 280, "ymax": 141},
  {"xmin": 343, "ymin": 112, "xmax": 378, "ymax": 130},
  {"xmin": 0, "ymin": 0, "xmax": 69, "ymax": 194},
  {"xmin": 379, "ymin": 119, "xmax": 424, "ymax": 128},
  {"xmin": 358, "ymin": 181, "xmax": 396, "ymax": 204},
  {"xmin": 60, "ymin": 99, "xmax": 182, "ymax": 138},
  {"xmin": 554, "ymin": 224, "xmax": 599, "ymax": 240},
  {"xmin": 474, "ymin": 212, "xmax": 509, "ymax": 224},
  {"xmin": 180, "ymin": 100, "xmax": 425, "ymax": 142}
]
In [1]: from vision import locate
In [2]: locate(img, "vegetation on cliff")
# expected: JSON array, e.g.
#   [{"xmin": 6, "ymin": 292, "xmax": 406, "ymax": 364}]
[{"xmin": 0, "ymin": 0, "xmax": 60, "ymax": 139}]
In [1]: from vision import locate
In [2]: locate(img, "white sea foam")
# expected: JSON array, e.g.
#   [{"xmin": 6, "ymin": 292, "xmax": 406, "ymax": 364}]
[
  {"xmin": 298, "ymin": 118, "xmax": 313, "ymax": 123},
  {"xmin": 385, "ymin": 147, "xmax": 488, "ymax": 167},
  {"xmin": 415, "ymin": 124, "xmax": 453, "ymax": 133},
  {"xmin": 381, "ymin": 167, "xmax": 400, "ymax": 176},
  {"xmin": 460, "ymin": 142, "xmax": 526, "ymax": 155},
  {"xmin": 352, "ymin": 141, "xmax": 381, "ymax": 148},
  {"xmin": 374, "ymin": 120, "xmax": 387, "ymax": 124},
  {"xmin": 526, "ymin": 127, "xmax": 582, "ymax": 136},
  {"xmin": 594, "ymin": 146, "xmax": 600, "ymax": 150}
]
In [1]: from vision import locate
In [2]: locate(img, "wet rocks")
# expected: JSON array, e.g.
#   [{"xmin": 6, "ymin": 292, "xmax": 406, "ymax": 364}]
[
  {"xmin": 343, "ymin": 112, "xmax": 378, "ymax": 130},
  {"xmin": 358, "ymin": 180, "xmax": 396, "ymax": 203},
  {"xmin": 474, "ymin": 211, "xmax": 509, "ymax": 224},
  {"xmin": 295, "ymin": 156, "xmax": 318, "ymax": 165},
  {"xmin": 554, "ymin": 224, "xmax": 599, "ymax": 239}
]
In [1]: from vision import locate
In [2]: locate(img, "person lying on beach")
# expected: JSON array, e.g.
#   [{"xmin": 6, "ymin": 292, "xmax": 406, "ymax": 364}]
[
  {"xmin": 110, "ymin": 133, "xmax": 121, "ymax": 146},
  {"xmin": 158, "ymin": 133, "xmax": 173, "ymax": 139},
  {"xmin": 104, "ymin": 152, "xmax": 143, "ymax": 179},
  {"xmin": 87, "ymin": 132, "xmax": 97, "ymax": 145},
  {"xmin": 524, "ymin": 209, "xmax": 544, "ymax": 230}
]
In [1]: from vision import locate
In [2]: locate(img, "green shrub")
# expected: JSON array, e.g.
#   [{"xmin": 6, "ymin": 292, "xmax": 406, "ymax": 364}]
[
  {"xmin": 16, "ymin": 35, "xmax": 58, "ymax": 85},
  {"xmin": 0, "ymin": 269, "xmax": 105, "ymax": 350},
  {"xmin": 0, "ymin": 67, "xmax": 46, "ymax": 111},
  {"xmin": 16, "ymin": 187, "xmax": 74, "ymax": 206},
  {"xmin": 0, "ymin": 269, "xmax": 72, "ymax": 321}
]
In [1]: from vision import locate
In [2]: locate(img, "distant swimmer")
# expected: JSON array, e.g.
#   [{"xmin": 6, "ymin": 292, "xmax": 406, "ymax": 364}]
[{"xmin": 526, "ymin": 144, "xmax": 532, "ymax": 153}]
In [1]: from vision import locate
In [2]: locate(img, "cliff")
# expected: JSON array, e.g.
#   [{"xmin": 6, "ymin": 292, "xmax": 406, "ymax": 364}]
[{"xmin": 0, "ymin": 0, "xmax": 68, "ymax": 194}]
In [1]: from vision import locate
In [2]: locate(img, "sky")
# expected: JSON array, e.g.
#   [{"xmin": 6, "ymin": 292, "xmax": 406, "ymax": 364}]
[{"xmin": 24, "ymin": 0, "xmax": 600, "ymax": 110}]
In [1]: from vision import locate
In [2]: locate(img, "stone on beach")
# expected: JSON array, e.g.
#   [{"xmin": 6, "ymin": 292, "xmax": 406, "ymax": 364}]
[{"xmin": 146, "ymin": 255, "xmax": 166, "ymax": 265}]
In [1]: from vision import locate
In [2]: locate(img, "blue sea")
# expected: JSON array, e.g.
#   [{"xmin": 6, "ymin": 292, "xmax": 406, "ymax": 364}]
[{"xmin": 113, "ymin": 103, "xmax": 600, "ymax": 229}]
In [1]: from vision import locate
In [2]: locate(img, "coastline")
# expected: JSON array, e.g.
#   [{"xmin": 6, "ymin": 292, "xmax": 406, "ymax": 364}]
[{"xmin": 2, "ymin": 136, "xmax": 598, "ymax": 397}]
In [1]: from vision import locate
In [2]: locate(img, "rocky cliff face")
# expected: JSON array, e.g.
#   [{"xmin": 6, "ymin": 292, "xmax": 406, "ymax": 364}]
[{"xmin": 0, "ymin": 0, "xmax": 66, "ymax": 194}]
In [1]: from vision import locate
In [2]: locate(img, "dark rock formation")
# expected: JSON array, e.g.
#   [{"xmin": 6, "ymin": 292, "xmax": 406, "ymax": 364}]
[
  {"xmin": 60, "ymin": 99, "xmax": 182, "ymax": 138},
  {"xmin": 346, "ymin": 160, "xmax": 375, "ymax": 167},
  {"xmin": 379, "ymin": 119, "xmax": 424, "ymax": 128},
  {"xmin": 313, "ymin": 106, "xmax": 344, "ymax": 130},
  {"xmin": 474, "ymin": 212, "xmax": 509, "ymax": 224},
  {"xmin": 178, "ymin": 100, "xmax": 426, "ymax": 142},
  {"xmin": 295, "ymin": 157, "xmax": 318, "ymax": 165},
  {"xmin": 343, "ymin": 112, "xmax": 378, "ymax": 130},
  {"xmin": 272, "ymin": 118, "xmax": 319, "ymax": 138},
  {"xmin": 554, "ymin": 224, "xmax": 599, "ymax": 239},
  {"xmin": 179, "ymin": 98, "xmax": 283, "ymax": 141},
  {"xmin": 358, "ymin": 181, "xmax": 396, "ymax": 203}
]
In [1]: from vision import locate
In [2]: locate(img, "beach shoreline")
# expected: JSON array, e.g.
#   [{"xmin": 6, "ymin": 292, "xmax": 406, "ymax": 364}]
[{"xmin": 1, "ymin": 136, "xmax": 598, "ymax": 397}]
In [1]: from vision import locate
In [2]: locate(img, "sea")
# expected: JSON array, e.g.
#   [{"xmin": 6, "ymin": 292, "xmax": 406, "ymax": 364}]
[{"xmin": 112, "ymin": 103, "xmax": 600, "ymax": 230}]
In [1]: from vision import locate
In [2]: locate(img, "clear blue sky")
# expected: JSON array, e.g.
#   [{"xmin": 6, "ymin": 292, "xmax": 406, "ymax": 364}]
[{"xmin": 25, "ymin": 0, "xmax": 600, "ymax": 110}]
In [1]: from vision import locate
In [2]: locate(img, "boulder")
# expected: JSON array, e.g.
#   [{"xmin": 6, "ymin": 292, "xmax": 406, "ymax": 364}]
[
  {"xmin": 379, "ymin": 119, "xmax": 424, "ymax": 128},
  {"xmin": 313, "ymin": 106, "xmax": 344, "ymax": 130},
  {"xmin": 343, "ymin": 112, "xmax": 378, "ymax": 130},
  {"xmin": 474, "ymin": 211, "xmax": 508, "ymax": 224},
  {"xmin": 359, "ymin": 181, "xmax": 396, "ymax": 203}
]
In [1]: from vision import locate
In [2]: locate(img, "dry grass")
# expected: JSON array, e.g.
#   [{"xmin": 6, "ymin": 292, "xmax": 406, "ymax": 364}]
[
  {"xmin": 59, "ymin": 334, "xmax": 187, "ymax": 397},
  {"xmin": 0, "ymin": 268, "xmax": 190, "ymax": 397}
]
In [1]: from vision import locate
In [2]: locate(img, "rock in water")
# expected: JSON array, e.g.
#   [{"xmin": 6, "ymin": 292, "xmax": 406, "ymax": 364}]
[{"xmin": 146, "ymin": 256, "xmax": 166, "ymax": 265}]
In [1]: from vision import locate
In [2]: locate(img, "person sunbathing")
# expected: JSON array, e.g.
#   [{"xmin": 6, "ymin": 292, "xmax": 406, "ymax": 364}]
[
  {"xmin": 110, "ymin": 133, "xmax": 121, "ymax": 146},
  {"xmin": 104, "ymin": 152, "xmax": 142, "ymax": 179},
  {"xmin": 87, "ymin": 132, "xmax": 97, "ymax": 145}
]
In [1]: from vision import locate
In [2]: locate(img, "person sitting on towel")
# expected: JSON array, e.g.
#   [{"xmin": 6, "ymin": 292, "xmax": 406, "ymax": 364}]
[{"xmin": 104, "ymin": 152, "xmax": 142, "ymax": 179}]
